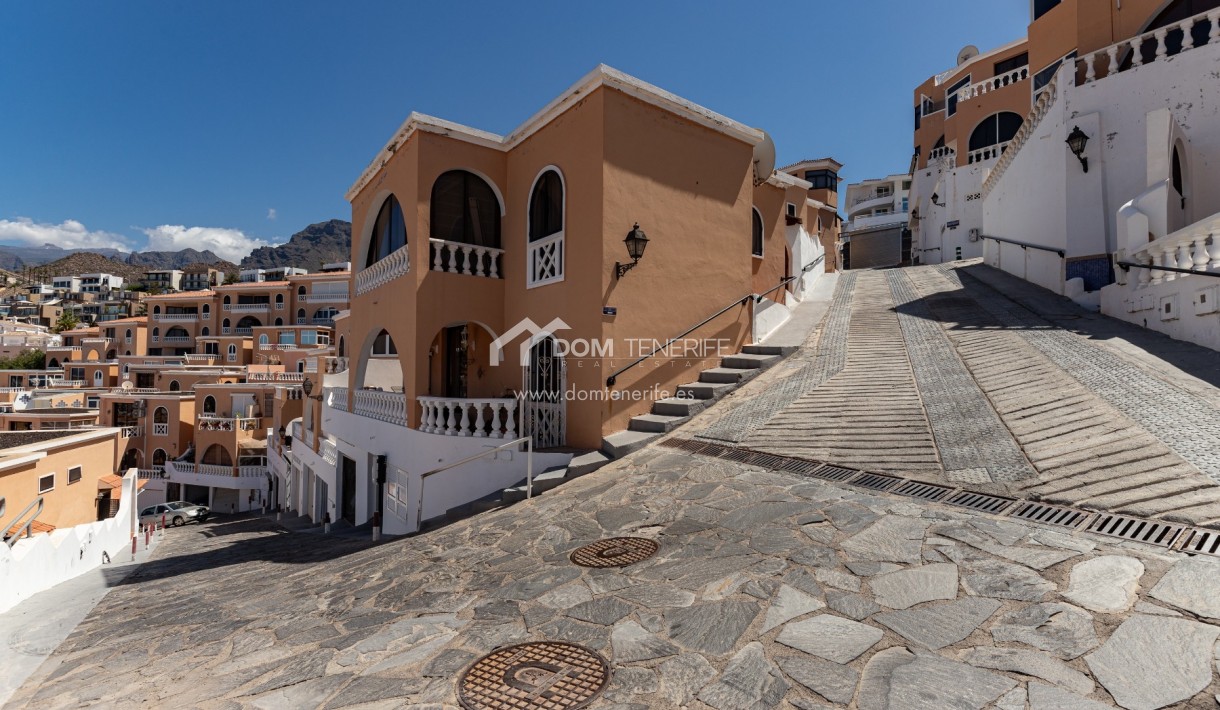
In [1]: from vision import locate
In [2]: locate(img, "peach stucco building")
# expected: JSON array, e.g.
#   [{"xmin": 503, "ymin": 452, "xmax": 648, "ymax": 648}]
[{"xmin": 283, "ymin": 65, "xmax": 834, "ymax": 534}]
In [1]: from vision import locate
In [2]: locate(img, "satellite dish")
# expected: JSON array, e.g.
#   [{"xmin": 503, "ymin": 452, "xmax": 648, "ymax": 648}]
[
  {"xmin": 957, "ymin": 45, "xmax": 980, "ymax": 66},
  {"xmin": 121, "ymin": 381, "xmax": 133, "ymax": 390},
  {"xmin": 753, "ymin": 131, "xmax": 776, "ymax": 186}
]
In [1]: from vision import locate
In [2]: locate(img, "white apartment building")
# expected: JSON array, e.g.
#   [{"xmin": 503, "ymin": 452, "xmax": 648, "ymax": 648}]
[
  {"xmin": 842, "ymin": 174, "xmax": 911, "ymax": 268},
  {"xmin": 80, "ymin": 274, "xmax": 123, "ymax": 294}
]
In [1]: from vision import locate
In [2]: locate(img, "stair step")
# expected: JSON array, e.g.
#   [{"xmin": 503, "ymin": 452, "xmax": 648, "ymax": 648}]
[
  {"xmin": 721, "ymin": 353, "xmax": 780, "ymax": 370},
  {"xmin": 501, "ymin": 466, "xmax": 569, "ymax": 504},
  {"xmin": 652, "ymin": 397, "xmax": 708, "ymax": 417},
  {"xmin": 741, "ymin": 344, "xmax": 789, "ymax": 356},
  {"xmin": 601, "ymin": 430, "xmax": 661, "ymax": 459},
  {"xmin": 699, "ymin": 367, "xmax": 759, "ymax": 385},
  {"xmin": 676, "ymin": 382, "xmax": 735, "ymax": 400},
  {"xmin": 567, "ymin": 451, "xmax": 611, "ymax": 478},
  {"xmin": 629, "ymin": 413, "xmax": 689, "ymax": 434}
]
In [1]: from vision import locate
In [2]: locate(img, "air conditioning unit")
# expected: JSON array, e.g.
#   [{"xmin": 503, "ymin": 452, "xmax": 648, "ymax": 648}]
[{"xmin": 968, "ymin": 228, "xmax": 981, "ymax": 242}]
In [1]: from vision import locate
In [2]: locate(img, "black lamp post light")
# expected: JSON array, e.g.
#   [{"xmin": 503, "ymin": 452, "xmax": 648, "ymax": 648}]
[
  {"xmin": 615, "ymin": 223, "xmax": 650, "ymax": 279},
  {"xmin": 1066, "ymin": 126, "xmax": 1090, "ymax": 173}
]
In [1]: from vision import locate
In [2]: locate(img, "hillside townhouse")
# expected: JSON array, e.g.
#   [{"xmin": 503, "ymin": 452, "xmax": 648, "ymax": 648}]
[
  {"xmin": 273, "ymin": 65, "xmax": 835, "ymax": 535},
  {"xmin": 181, "ymin": 265, "xmax": 223, "ymax": 291},
  {"xmin": 777, "ymin": 158, "xmax": 845, "ymax": 272},
  {"xmin": 924, "ymin": 0, "xmax": 1220, "ymax": 351},
  {"xmin": 842, "ymin": 174, "xmax": 913, "ymax": 268},
  {"xmin": 141, "ymin": 269, "xmax": 183, "ymax": 292}
]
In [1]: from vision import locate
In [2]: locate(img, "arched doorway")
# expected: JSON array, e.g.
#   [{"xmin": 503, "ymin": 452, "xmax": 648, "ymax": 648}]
[
  {"xmin": 201, "ymin": 444, "xmax": 232, "ymax": 466},
  {"xmin": 523, "ymin": 336, "xmax": 566, "ymax": 449},
  {"xmin": 120, "ymin": 448, "xmax": 141, "ymax": 471}
]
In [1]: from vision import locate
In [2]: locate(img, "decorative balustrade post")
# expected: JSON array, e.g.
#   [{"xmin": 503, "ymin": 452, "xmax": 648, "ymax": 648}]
[
  {"xmin": 473, "ymin": 401, "xmax": 487, "ymax": 438},
  {"xmin": 1178, "ymin": 243, "xmax": 1195, "ymax": 272},
  {"xmin": 1155, "ymin": 28, "xmax": 1169, "ymax": 59},
  {"xmin": 1161, "ymin": 249, "xmax": 1176, "ymax": 281},
  {"xmin": 1211, "ymin": 11, "xmax": 1220, "ymax": 43},
  {"xmin": 446, "ymin": 243, "xmax": 459, "ymax": 273},
  {"xmin": 1181, "ymin": 19, "xmax": 1196, "ymax": 50},
  {"xmin": 1208, "ymin": 234, "xmax": 1220, "ymax": 269},
  {"xmin": 490, "ymin": 251, "xmax": 500, "ymax": 279},
  {"xmin": 458, "ymin": 246, "xmax": 472, "ymax": 276},
  {"xmin": 453, "ymin": 402, "xmax": 467, "ymax": 436},
  {"xmin": 1131, "ymin": 38, "xmax": 1145, "ymax": 67},
  {"xmin": 1193, "ymin": 237, "xmax": 1210, "ymax": 270},
  {"xmin": 1149, "ymin": 250, "xmax": 1165, "ymax": 284},
  {"xmin": 1138, "ymin": 256, "xmax": 1152, "ymax": 287},
  {"xmin": 1107, "ymin": 46, "xmax": 1120, "ymax": 76},
  {"xmin": 1084, "ymin": 54, "xmax": 1096, "ymax": 83},
  {"xmin": 432, "ymin": 242, "xmax": 443, "ymax": 271},
  {"xmin": 443, "ymin": 403, "xmax": 456, "ymax": 435},
  {"xmin": 504, "ymin": 401, "xmax": 518, "ymax": 440},
  {"xmin": 490, "ymin": 404, "xmax": 503, "ymax": 438}
]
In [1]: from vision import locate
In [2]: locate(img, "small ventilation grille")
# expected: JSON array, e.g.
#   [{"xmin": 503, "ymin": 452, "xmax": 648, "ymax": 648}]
[
  {"xmin": 810, "ymin": 465, "xmax": 859, "ymax": 482},
  {"xmin": 1010, "ymin": 501, "xmax": 1091, "ymax": 529},
  {"xmin": 894, "ymin": 480, "xmax": 954, "ymax": 502},
  {"xmin": 1087, "ymin": 513, "xmax": 1183, "ymax": 547},
  {"xmin": 945, "ymin": 491, "xmax": 1016, "ymax": 514},
  {"xmin": 1176, "ymin": 529, "xmax": 1220, "ymax": 558},
  {"xmin": 852, "ymin": 473, "xmax": 903, "ymax": 492}
]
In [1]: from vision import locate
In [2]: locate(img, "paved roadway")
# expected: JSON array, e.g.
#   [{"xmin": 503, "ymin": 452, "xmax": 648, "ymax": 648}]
[{"xmin": 7, "ymin": 261, "xmax": 1220, "ymax": 709}]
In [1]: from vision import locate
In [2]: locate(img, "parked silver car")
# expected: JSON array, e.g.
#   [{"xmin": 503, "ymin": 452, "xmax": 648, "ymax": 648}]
[{"xmin": 139, "ymin": 501, "xmax": 210, "ymax": 527}]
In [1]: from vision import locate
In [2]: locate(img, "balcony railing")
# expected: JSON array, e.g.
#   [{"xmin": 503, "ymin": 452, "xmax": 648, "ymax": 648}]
[
  {"xmin": 928, "ymin": 146, "xmax": 956, "ymax": 161},
  {"xmin": 234, "ymin": 327, "xmax": 254, "ymax": 336},
  {"xmin": 172, "ymin": 462, "xmax": 237, "ymax": 477},
  {"xmin": 111, "ymin": 387, "xmax": 159, "ymax": 394},
  {"xmin": 50, "ymin": 346, "xmax": 82, "ymax": 353},
  {"xmin": 1077, "ymin": 8, "xmax": 1220, "ymax": 84},
  {"xmin": 352, "ymin": 389, "xmax": 407, "ymax": 426},
  {"xmin": 320, "ymin": 438, "xmax": 338, "ymax": 465},
  {"xmin": 226, "ymin": 303, "xmax": 270, "ymax": 313},
  {"xmin": 326, "ymin": 385, "xmax": 350, "ymax": 411},
  {"xmin": 417, "ymin": 396, "xmax": 519, "ymax": 439},
  {"xmin": 355, "ymin": 247, "xmax": 410, "ymax": 296},
  {"xmin": 161, "ymin": 336, "xmax": 193, "ymax": 344},
  {"xmin": 152, "ymin": 423, "xmax": 170, "ymax": 436},
  {"xmin": 967, "ymin": 141, "xmax": 1010, "ymax": 165},
  {"xmin": 137, "ymin": 467, "xmax": 166, "ymax": 479},
  {"xmin": 954, "ymin": 66, "xmax": 1029, "ymax": 102},
  {"xmin": 185, "ymin": 354, "xmax": 217, "ymax": 363},
  {"xmin": 248, "ymin": 372, "xmax": 305, "ymax": 382},
  {"xmin": 155, "ymin": 313, "xmax": 198, "ymax": 322},
  {"xmin": 120, "ymin": 426, "xmax": 143, "ymax": 438},
  {"xmin": 198, "ymin": 416, "xmax": 261, "ymax": 432},
  {"xmin": 1126, "ymin": 215, "xmax": 1220, "ymax": 289},
  {"xmin": 298, "ymin": 293, "xmax": 349, "ymax": 303},
  {"xmin": 430, "ymin": 238, "xmax": 503, "ymax": 279}
]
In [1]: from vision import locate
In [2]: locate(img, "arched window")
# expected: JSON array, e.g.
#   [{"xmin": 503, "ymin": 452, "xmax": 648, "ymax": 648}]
[
  {"xmin": 200, "ymin": 327, "xmax": 209, "ymax": 336},
  {"xmin": 107, "ymin": 349, "xmax": 116, "ymax": 360},
  {"xmin": 169, "ymin": 380, "xmax": 180, "ymax": 392},
  {"xmin": 751, "ymin": 208, "xmax": 764, "ymax": 258},
  {"xmin": 201, "ymin": 444, "xmax": 232, "ymax": 466},
  {"xmin": 313, "ymin": 307, "xmax": 338, "ymax": 323},
  {"xmin": 125, "ymin": 329, "xmax": 132, "ymax": 340},
  {"xmin": 259, "ymin": 334, "xmax": 270, "ymax": 347},
  {"xmin": 274, "ymin": 318, "xmax": 283, "ymax": 327},
  {"xmin": 275, "ymin": 293, "xmax": 284, "ymax": 306},
  {"xmin": 48, "ymin": 358, "xmax": 59, "ymax": 369},
  {"xmin": 223, "ymin": 295, "xmax": 231, "ymax": 307},
  {"xmin": 296, "ymin": 308, "xmax": 306, "ymax": 325},
  {"xmin": 152, "ymin": 327, "xmax": 160, "ymax": 339},
  {"xmin": 366, "ymin": 194, "xmax": 407, "ymax": 268},
  {"xmin": 222, "ymin": 318, "xmax": 231, "ymax": 333},
  {"xmin": 430, "ymin": 171, "xmax": 501, "ymax": 248},
  {"xmin": 527, "ymin": 169, "xmax": 565, "ymax": 286},
  {"xmin": 968, "ymin": 112, "xmax": 1023, "ymax": 163},
  {"xmin": 297, "ymin": 285, "xmax": 306, "ymax": 298},
  {"xmin": 201, "ymin": 304, "xmax": 210, "ymax": 317},
  {"xmin": 203, "ymin": 396, "xmax": 216, "ymax": 414},
  {"xmin": 153, "ymin": 449, "xmax": 167, "ymax": 466},
  {"xmin": 236, "ymin": 316, "xmax": 261, "ymax": 331},
  {"xmin": 1172, "ymin": 144, "xmax": 1185, "ymax": 204},
  {"xmin": 372, "ymin": 329, "xmax": 397, "ymax": 356},
  {"xmin": 153, "ymin": 407, "xmax": 168, "ymax": 424},
  {"xmin": 153, "ymin": 305, "xmax": 161, "ymax": 315},
  {"xmin": 227, "ymin": 344, "xmax": 237, "ymax": 361}
]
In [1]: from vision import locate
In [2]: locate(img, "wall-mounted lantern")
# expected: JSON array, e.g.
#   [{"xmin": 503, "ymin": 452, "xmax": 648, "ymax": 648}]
[
  {"xmin": 615, "ymin": 223, "xmax": 650, "ymax": 279},
  {"xmin": 1066, "ymin": 126, "xmax": 1090, "ymax": 173}
]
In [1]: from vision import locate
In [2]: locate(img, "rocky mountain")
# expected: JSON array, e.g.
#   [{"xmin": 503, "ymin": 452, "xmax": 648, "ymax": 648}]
[
  {"xmin": 0, "ymin": 244, "xmax": 127, "ymax": 271},
  {"xmin": 126, "ymin": 248, "xmax": 228, "ymax": 269},
  {"xmin": 240, "ymin": 219, "xmax": 351, "ymax": 271},
  {"xmin": 28, "ymin": 253, "xmax": 148, "ymax": 283}
]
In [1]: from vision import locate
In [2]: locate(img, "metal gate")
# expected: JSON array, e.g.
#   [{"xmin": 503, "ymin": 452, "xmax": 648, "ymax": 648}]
[{"xmin": 522, "ymin": 337, "xmax": 566, "ymax": 449}]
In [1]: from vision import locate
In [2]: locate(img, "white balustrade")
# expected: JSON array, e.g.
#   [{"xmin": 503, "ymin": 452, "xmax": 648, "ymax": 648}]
[
  {"xmin": 429, "ymin": 238, "xmax": 503, "ymax": 279},
  {"xmin": 928, "ymin": 146, "xmax": 956, "ymax": 161},
  {"xmin": 1129, "ymin": 213, "xmax": 1220, "ymax": 288},
  {"xmin": 237, "ymin": 465, "xmax": 266, "ymax": 477},
  {"xmin": 51, "ymin": 346, "xmax": 83, "ymax": 353},
  {"xmin": 355, "ymin": 246, "xmax": 410, "ymax": 296},
  {"xmin": 417, "ymin": 396, "xmax": 519, "ymax": 439},
  {"xmin": 155, "ymin": 313, "xmax": 198, "ymax": 322},
  {"xmin": 954, "ymin": 66, "xmax": 1029, "ymax": 102},
  {"xmin": 320, "ymin": 439, "xmax": 338, "ymax": 465},
  {"xmin": 327, "ymin": 386, "xmax": 350, "ymax": 411},
  {"xmin": 161, "ymin": 336, "xmax": 193, "ymax": 344},
  {"xmin": 1077, "ymin": 9, "xmax": 1220, "ymax": 84},
  {"xmin": 298, "ymin": 293, "xmax": 350, "ymax": 303},
  {"xmin": 248, "ymin": 372, "xmax": 305, "ymax": 382},
  {"xmin": 173, "ymin": 462, "xmax": 235, "ymax": 477},
  {"xmin": 229, "ymin": 303, "xmax": 270, "ymax": 313},
  {"xmin": 967, "ymin": 141, "xmax": 1010, "ymax": 165},
  {"xmin": 153, "ymin": 423, "xmax": 170, "ymax": 436},
  {"xmin": 120, "ymin": 426, "xmax": 143, "ymax": 438},
  {"xmin": 353, "ymin": 389, "xmax": 407, "ymax": 426},
  {"xmin": 137, "ymin": 467, "xmax": 166, "ymax": 479}
]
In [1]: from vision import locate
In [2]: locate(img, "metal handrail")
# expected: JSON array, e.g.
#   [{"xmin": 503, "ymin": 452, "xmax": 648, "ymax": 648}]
[
  {"xmin": 3, "ymin": 496, "xmax": 45, "ymax": 547},
  {"xmin": 981, "ymin": 234, "xmax": 1065, "ymax": 258},
  {"xmin": 415, "ymin": 436, "xmax": 533, "ymax": 528},
  {"xmin": 606, "ymin": 259, "xmax": 822, "ymax": 388},
  {"xmin": 1116, "ymin": 260, "xmax": 1220, "ymax": 278}
]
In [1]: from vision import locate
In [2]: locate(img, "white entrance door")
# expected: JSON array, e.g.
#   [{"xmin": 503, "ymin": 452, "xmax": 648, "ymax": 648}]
[{"xmin": 522, "ymin": 337, "xmax": 566, "ymax": 449}]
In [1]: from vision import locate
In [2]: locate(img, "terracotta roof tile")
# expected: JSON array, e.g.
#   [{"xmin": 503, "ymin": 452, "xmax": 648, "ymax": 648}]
[{"xmin": 6, "ymin": 519, "xmax": 55, "ymax": 537}]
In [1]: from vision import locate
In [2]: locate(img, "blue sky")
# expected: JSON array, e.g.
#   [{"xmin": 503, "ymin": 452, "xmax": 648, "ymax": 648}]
[{"xmin": 0, "ymin": 1, "xmax": 1029, "ymax": 260}]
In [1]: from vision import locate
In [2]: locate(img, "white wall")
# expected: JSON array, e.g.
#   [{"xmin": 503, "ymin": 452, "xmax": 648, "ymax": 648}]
[
  {"xmin": 1102, "ymin": 273, "xmax": 1220, "ymax": 351},
  {"xmin": 0, "ymin": 470, "xmax": 142, "ymax": 614},
  {"xmin": 911, "ymin": 158, "xmax": 987, "ymax": 264}
]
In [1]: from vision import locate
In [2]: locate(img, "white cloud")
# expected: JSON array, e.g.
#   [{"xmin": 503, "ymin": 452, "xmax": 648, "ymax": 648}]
[
  {"xmin": 0, "ymin": 217, "xmax": 131, "ymax": 251},
  {"xmin": 142, "ymin": 225, "xmax": 273, "ymax": 262},
  {"xmin": 266, "ymin": 208, "xmax": 277, "ymax": 221}
]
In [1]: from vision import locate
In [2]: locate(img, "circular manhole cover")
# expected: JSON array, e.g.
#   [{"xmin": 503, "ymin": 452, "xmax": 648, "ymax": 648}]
[
  {"xmin": 457, "ymin": 641, "xmax": 611, "ymax": 710},
  {"xmin": 569, "ymin": 537, "xmax": 659, "ymax": 568}
]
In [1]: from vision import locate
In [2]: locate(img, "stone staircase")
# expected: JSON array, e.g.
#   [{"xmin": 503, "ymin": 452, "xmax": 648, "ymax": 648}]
[{"xmin": 417, "ymin": 344, "xmax": 797, "ymax": 531}]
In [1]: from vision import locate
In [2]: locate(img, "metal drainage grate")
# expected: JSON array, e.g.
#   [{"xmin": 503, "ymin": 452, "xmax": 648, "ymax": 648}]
[
  {"xmin": 810, "ymin": 465, "xmax": 860, "ymax": 482},
  {"xmin": 778, "ymin": 458, "xmax": 823, "ymax": 475},
  {"xmin": 1176, "ymin": 528, "xmax": 1220, "ymax": 558},
  {"xmin": 747, "ymin": 452, "xmax": 790, "ymax": 469},
  {"xmin": 458, "ymin": 641, "xmax": 611, "ymax": 710},
  {"xmin": 717, "ymin": 448, "xmax": 756, "ymax": 463},
  {"xmin": 1086, "ymin": 513, "xmax": 1183, "ymax": 548},
  {"xmin": 1009, "ymin": 501, "xmax": 1091, "ymax": 529},
  {"xmin": 945, "ymin": 491, "xmax": 1016, "ymax": 514},
  {"xmin": 852, "ymin": 473, "xmax": 904, "ymax": 492},
  {"xmin": 570, "ymin": 537, "xmax": 659, "ymax": 568},
  {"xmin": 894, "ymin": 480, "xmax": 954, "ymax": 502}
]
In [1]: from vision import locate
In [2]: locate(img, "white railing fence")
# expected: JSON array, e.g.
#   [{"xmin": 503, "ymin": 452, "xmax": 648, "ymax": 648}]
[
  {"xmin": 429, "ymin": 239, "xmax": 503, "ymax": 279},
  {"xmin": 353, "ymin": 389, "xmax": 407, "ymax": 427},
  {"xmin": 355, "ymin": 247, "xmax": 410, "ymax": 296},
  {"xmin": 527, "ymin": 233, "xmax": 564, "ymax": 286},
  {"xmin": 1077, "ymin": 9, "xmax": 1220, "ymax": 84},
  {"xmin": 417, "ymin": 397, "xmax": 519, "ymax": 439},
  {"xmin": 955, "ymin": 66, "xmax": 1029, "ymax": 102}
]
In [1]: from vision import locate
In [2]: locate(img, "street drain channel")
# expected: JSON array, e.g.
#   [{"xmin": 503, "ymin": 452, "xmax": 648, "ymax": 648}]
[
  {"xmin": 569, "ymin": 537, "xmax": 659, "ymax": 568},
  {"xmin": 457, "ymin": 642, "xmax": 610, "ymax": 710},
  {"xmin": 663, "ymin": 438, "xmax": 1220, "ymax": 556}
]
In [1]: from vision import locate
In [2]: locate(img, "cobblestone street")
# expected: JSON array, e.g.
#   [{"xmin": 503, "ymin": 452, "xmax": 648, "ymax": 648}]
[{"xmin": 8, "ymin": 261, "xmax": 1220, "ymax": 709}]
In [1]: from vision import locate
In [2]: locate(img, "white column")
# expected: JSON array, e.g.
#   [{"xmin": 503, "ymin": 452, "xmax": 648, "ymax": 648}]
[
  {"xmin": 1208, "ymin": 234, "xmax": 1220, "ymax": 269},
  {"xmin": 1084, "ymin": 54, "xmax": 1096, "ymax": 83},
  {"xmin": 1192, "ymin": 237, "xmax": 1210, "ymax": 270}
]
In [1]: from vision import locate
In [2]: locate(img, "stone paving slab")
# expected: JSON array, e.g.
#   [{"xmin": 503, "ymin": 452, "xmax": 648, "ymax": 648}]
[{"xmin": 9, "ymin": 446, "xmax": 1220, "ymax": 709}]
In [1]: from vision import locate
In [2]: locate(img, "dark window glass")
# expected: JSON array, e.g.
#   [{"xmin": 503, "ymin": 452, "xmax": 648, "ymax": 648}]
[
  {"xmin": 365, "ymin": 195, "xmax": 407, "ymax": 268},
  {"xmin": 528, "ymin": 171, "xmax": 563, "ymax": 242},
  {"xmin": 1034, "ymin": 0, "xmax": 1061, "ymax": 20},
  {"xmin": 945, "ymin": 75, "xmax": 971, "ymax": 117},
  {"xmin": 1033, "ymin": 52, "xmax": 1074, "ymax": 91},
  {"xmin": 1172, "ymin": 146, "xmax": 1185, "ymax": 198},
  {"xmin": 430, "ymin": 171, "xmax": 502, "ymax": 248},
  {"xmin": 915, "ymin": 105, "xmax": 921, "ymax": 130},
  {"xmin": 751, "ymin": 210, "xmax": 764, "ymax": 257},
  {"xmin": 994, "ymin": 52, "xmax": 1029, "ymax": 76},
  {"xmin": 803, "ymin": 170, "xmax": 839, "ymax": 190},
  {"xmin": 969, "ymin": 112, "xmax": 1024, "ymax": 152},
  {"xmin": 68, "ymin": 466, "xmax": 82, "ymax": 484}
]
